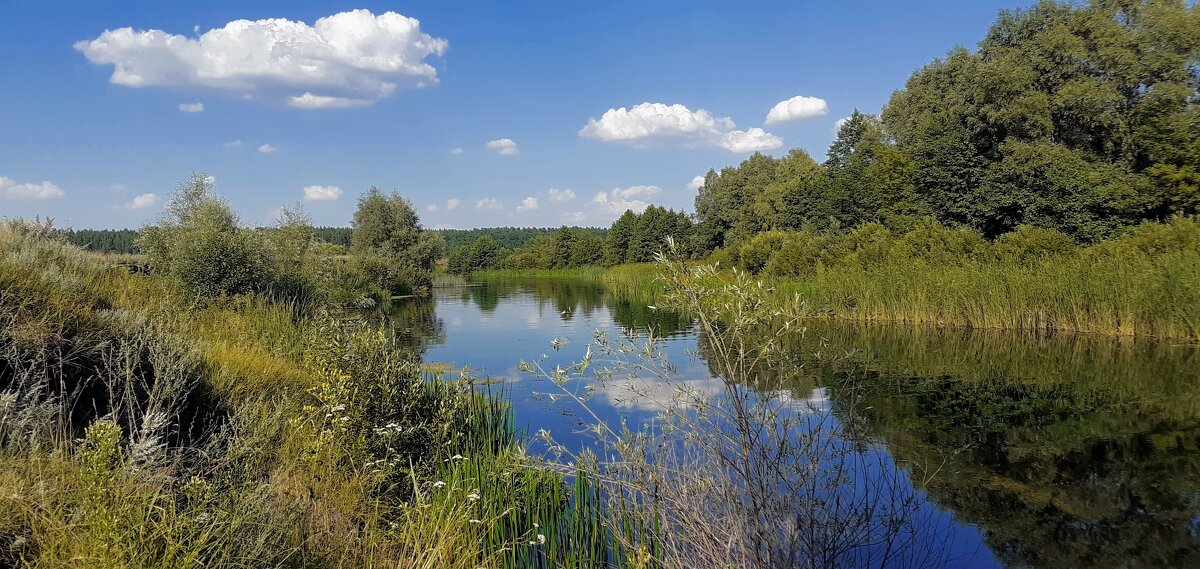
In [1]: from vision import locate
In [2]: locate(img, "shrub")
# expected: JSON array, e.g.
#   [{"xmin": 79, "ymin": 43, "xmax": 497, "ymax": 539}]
[
  {"xmin": 994, "ymin": 225, "xmax": 1078, "ymax": 264},
  {"xmin": 737, "ymin": 231, "xmax": 790, "ymax": 273},
  {"xmin": 139, "ymin": 174, "xmax": 274, "ymax": 297}
]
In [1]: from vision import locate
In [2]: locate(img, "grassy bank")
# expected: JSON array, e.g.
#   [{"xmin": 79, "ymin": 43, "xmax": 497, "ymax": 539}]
[
  {"xmin": 479, "ymin": 218, "xmax": 1200, "ymax": 341},
  {"xmin": 0, "ymin": 221, "xmax": 634, "ymax": 568}
]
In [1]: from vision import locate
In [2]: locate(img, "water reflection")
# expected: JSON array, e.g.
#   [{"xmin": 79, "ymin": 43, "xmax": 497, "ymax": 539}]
[{"xmin": 383, "ymin": 277, "xmax": 1200, "ymax": 568}]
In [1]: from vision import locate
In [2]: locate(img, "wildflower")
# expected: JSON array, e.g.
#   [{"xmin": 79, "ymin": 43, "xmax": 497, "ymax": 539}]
[
  {"xmin": 432, "ymin": 481, "xmax": 446, "ymax": 488},
  {"xmin": 467, "ymin": 491, "xmax": 480, "ymax": 502},
  {"xmin": 469, "ymin": 518, "xmax": 482, "ymax": 524}
]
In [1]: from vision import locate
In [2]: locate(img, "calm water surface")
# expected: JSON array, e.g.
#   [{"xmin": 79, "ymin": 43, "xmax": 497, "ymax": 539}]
[{"xmin": 391, "ymin": 277, "xmax": 1200, "ymax": 569}]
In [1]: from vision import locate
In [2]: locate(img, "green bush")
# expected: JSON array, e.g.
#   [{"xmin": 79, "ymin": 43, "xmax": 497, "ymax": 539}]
[
  {"xmin": 994, "ymin": 225, "xmax": 1078, "ymax": 264},
  {"xmin": 737, "ymin": 231, "xmax": 790, "ymax": 273},
  {"xmin": 138, "ymin": 173, "xmax": 314, "ymax": 298}
]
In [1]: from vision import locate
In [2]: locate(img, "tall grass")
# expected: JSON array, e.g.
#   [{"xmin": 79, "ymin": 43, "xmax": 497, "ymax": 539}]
[
  {"xmin": 473, "ymin": 266, "xmax": 609, "ymax": 280},
  {"xmin": 589, "ymin": 218, "xmax": 1200, "ymax": 341},
  {"xmin": 0, "ymin": 219, "xmax": 603, "ymax": 568}
]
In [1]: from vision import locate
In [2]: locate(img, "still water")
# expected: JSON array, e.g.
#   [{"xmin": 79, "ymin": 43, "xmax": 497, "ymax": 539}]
[{"xmin": 391, "ymin": 277, "xmax": 1200, "ymax": 568}]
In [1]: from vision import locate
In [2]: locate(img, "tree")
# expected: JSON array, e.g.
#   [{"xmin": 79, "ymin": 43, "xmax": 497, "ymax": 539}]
[
  {"xmin": 882, "ymin": 0, "xmax": 1200, "ymax": 239},
  {"xmin": 138, "ymin": 173, "xmax": 275, "ymax": 297},
  {"xmin": 603, "ymin": 210, "xmax": 638, "ymax": 266},
  {"xmin": 350, "ymin": 187, "xmax": 444, "ymax": 292},
  {"xmin": 551, "ymin": 226, "xmax": 576, "ymax": 269}
]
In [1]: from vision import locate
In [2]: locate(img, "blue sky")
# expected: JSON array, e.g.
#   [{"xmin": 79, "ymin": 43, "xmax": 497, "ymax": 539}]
[{"xmin": 0, "ymin": 0, "xmax": 1024, "ymax": 229}]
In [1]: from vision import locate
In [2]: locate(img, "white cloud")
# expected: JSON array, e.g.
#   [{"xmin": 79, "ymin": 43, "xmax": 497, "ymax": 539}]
[
  {"xmin": 561, "ymin": 211, "xmax": 586, "ymax": 224},
  {"xmin": 0, "ymin": 177, "xmax": 65, "ymax": 200},
  {"xmin": 688, "ymin": 175, "xmax": 705, "ymax": 191},
  {"xmin": 126, "ymin": 193, "xmax": 159, "ymax": 209},
  {"xmin": 446, "ymin": 198, "xmax": 461, "ymax": 210},
  {"xmin": 548, "ymin": 188, "xmax": 575, "ymax": 202},
  {"xmin": 426, "ymin": 203, "xmax": 440, "ymax": 212},
  {"xmin": 303, "ymin": 184, "xmax": 342, "ymax": 201},
  {"xmin": 178, "ymin": 102, "xmax": 204, "ymax": 112},
  {"xmin": 516, "ymin": 196, "xmax": 540, "ymax": 212},
  {"xmin": 76, "ymin": 10, "xmax": 448, "ymax": 108},
  {"xmin": 223, "ymin": 140, "xmax": 242, "ymax": 148},
  {"xmin": 764, "ymin": 95, "xmax": 828, "ymax": 125},
  {"xmin": 450, "ymin": 147, "xmax": 464, "ymax": 155},
  {"xmin": 258, "ymin": 144, "xmax": 278, "ymax": 154},
  {"xmin": 288, "ymin": 93, "xmax": 373, "ymax": 109},
  {"xmin": 485, "ymin": 138, "xmax": 519, "ymax": 155},
  {"xmin": 591, "ymin": 185, "xmax": 661, "ymax": 215},
  {"xmin": 721, "ymin": 128, "xmax": 782, "ymax": 153},
  {"xmin": 579, "ymin": 102, "xmax": 782, "ymax": 153},
  {"xmin": 475, "ymin": 197, "xmax": 502, "ymax": 210}
]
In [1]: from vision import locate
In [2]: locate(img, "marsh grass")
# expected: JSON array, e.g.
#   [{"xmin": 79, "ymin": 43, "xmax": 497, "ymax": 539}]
[{"xmin": 589, "ymin": 218, "xmax": 1200, "ymax": 341}]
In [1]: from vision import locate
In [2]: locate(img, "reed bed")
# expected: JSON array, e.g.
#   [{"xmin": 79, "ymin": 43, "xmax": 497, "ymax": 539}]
[{"xmin": 589, "ymin": 218, "xmax": 1200, "ymax": 341}]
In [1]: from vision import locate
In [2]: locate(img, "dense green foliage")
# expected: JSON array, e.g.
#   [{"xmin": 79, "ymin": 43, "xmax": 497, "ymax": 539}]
[
  {"xmin": 440, "ymin": 226, "xmax": 605, "ymax": 251},
  {"xmin": 65, "ymin": 229, "xmax": 139, "ymax": 253},
  {"xmin": 446, "ymin": 207, "xmax": 695, "ymax": 273},
  {"xmin": 138, "ymin": 173, "xmax": 310, "ymax": 298},
  {"xmin": 350, "ymin": 187, "xmax": 446, "ymax": 294},
  {"xmin": 693, "ymin": 0, "xmax": 1200, "ymax": 248}
]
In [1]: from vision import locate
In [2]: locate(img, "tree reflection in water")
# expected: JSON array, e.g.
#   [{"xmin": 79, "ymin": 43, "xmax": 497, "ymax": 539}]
[{"xmin": 390, "ymin": 268, "xmax": 1200, "ymax": 568}]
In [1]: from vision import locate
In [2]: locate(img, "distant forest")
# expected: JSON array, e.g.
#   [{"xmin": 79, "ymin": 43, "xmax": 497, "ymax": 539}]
[{"xmin": 66, "ymin": 226, "xmax": 607, "ymax": 254}]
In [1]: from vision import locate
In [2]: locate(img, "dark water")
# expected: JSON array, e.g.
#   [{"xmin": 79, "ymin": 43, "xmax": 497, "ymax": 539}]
[{"xmin": 390, "ymin": 277, "xmax": 1200, "ymax": 569}]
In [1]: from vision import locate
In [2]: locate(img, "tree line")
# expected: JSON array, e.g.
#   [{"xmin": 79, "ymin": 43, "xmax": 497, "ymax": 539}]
[{"xmin": 695, "ymin": 0, "xmax": 1199, "ymax": 251}]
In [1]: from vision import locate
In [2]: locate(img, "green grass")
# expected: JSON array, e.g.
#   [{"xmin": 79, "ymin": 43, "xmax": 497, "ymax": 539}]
[
  {"xmin": 584, "ymin": 219, "xmax": 1200, "ymax": 341},
  {"xmin": 472, "ymin": 266, "xmax": 609, "ymax": 280},
  {"xmin": 0, "ymin": 220, "xmax": 630, "ymax": 568}
]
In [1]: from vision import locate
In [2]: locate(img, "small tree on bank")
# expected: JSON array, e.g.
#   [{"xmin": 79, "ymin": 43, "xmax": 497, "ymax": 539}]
[
  {"xmin": 350, "ymin": 187, "xmax": 444, "ymax": 294},
  {"xmin": 139, "ymin": 173, "xmax": 273, "ymax": 297}
]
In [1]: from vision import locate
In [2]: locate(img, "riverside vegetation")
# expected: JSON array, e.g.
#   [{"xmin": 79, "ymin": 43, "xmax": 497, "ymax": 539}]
[{"xmin": 6, "ymin": 1, "xmax": 1200, "ymax": 567}]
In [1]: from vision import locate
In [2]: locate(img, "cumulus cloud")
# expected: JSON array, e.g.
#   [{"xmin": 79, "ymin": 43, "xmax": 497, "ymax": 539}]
[
  {"xmin": 548, "ymin": 188, "xmax": 575, "ymax": 202},
  {"xmin": 126, "ymin": 193, "xmax": 159, "ymax": 209},
  {"xmin": 516, "ymin": 196, "xmax": 540, "ymax": 212},
  {"xmin": 178, "ymin": 102, "xmax": 204, "ymax": 112},
  {"xmin": 446, "ymin": 198, "xmax": 461, "ymax": 210},
  {"xmin": 223, "ymin": 140, "xmax": 242, "ymax": 148},
  {"xmin": 561, "ymin": 211, "xmax": 586, "ymax": 224},
  {"xmin": 591, "ymin": 185, "xmax": 660, "ymax": 215},
  {"xmin": 426, "ymin": 203, "xmax": 440, "ymax": 212},
  {"xmin": 0, "ymin": 177, "xmax": 65, "ymax": 200},
  {"xmin": 303, "ymin": 184, "xmax": 342, "ymax": 201},
  {"xmin": 764, "ymin": 95, "xmax": 828, "ymax": 125},
  {"xmin": 579, "ymin": 102, "xmax": 782, "ymax": 153},
  {"xmin": 450, "ymin": 147, "xmax": 464, "ymax": 155},
  {"xmin": 688, "ymin": 175, "xmax": 706, "ymax": 191},
  {"xmin": 475, "ymin": 197, "xmax": 502, "ymax": 210},
  {"xmin": 75, "ymin": 10, "xmax": 448, "ymax": 108},
  {"xmin": 258, "ymin": 144, "xmax": 278, "ymax": 154},
  {"xmin": 485, "ymin": 138, "xmax": 519, "ymax": 155}
]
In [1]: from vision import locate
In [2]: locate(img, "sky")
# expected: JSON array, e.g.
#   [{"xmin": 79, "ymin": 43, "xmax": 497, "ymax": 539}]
[{"xmin": 0, "ymin": 0, "xmax": 1026, "ymax": 230}]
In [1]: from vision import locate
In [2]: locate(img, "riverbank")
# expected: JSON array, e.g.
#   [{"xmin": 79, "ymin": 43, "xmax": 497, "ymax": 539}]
[
  {"xmin": 0, "ymin": 223, "xmax": 603, "ymax": 568},
  {"xmin": 474, "ymin": 217, "xmax": 1200, "ymax": 341}
]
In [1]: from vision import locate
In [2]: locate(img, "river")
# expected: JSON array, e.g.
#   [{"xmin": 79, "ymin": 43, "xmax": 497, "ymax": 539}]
[{"xmin": 389, "ymin": 276, "xmax": 1200, "ymax": 568}]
